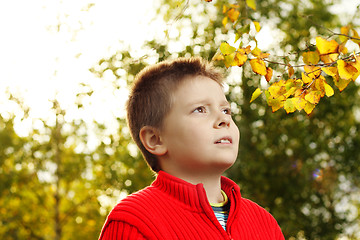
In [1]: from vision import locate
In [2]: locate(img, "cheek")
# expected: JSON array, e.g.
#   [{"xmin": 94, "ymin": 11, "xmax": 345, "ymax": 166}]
[
  {"xmin": 183, "ymin": 127, "xmax": 206, "ymax": 142},
  {"xmin": 176, "ymin": 126, "xmax": 209, "ymax": 149},
  {"xmin": 233, "ymin": 125, "xmax": 240, "ymax": 142},
  {"xmin": 170, "ymin": 126, "xmax": 201, "ymax": 146}
]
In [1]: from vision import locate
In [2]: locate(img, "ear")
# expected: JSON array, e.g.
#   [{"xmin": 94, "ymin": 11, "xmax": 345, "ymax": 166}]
[{"xmin": 139, "ymin": 126, "xmax": 167, "ymax": 156}]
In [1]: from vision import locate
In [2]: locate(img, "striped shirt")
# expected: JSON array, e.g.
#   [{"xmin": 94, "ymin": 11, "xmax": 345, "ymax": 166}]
[{"xmin": 210, "ymin": 190, "xmax": 230, "ymax": 230}]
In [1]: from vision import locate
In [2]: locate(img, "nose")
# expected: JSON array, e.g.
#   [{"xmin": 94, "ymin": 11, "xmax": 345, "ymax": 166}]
[{"xmin": 214, "ymin": 113, "xmax": 231, "ymax": 128}]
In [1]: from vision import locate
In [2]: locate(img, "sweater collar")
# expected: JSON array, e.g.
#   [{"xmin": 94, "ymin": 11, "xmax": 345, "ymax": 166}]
[{"xmin": 151, "ymin": 171, "xmax": 241, "ymax": 211}]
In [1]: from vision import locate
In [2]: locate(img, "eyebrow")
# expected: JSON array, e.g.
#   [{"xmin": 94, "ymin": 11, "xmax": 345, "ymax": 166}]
[
  {"xmin": 220, "ymin": 100, "xmax": 231, "ymax": 107},
  {"xmin": 185, "ymin": 99, "xmax": 230, "ymax": 108}
]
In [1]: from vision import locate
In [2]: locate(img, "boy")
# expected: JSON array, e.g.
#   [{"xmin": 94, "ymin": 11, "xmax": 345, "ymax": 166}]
[{"xmin": 99, "ymin": 57, "xmax": 284, "ymax": 239}]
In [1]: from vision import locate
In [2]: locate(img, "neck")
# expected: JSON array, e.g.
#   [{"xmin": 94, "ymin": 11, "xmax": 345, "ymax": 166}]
[{"xmin": 202, "ymin": 176, "xmax": 224, "ymax": 204}]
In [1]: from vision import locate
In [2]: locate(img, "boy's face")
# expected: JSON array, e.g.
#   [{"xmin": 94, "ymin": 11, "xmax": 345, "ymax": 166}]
[{"xmin": 159, "ymin": 75, "xmax": 240, "ymax": 176}]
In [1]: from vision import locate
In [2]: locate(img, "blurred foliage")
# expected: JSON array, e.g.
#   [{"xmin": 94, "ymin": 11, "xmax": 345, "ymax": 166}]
[
  {"xmin": 1, "ymin": 0, "xmax": 360, "ymax": 239},
  {"xmin": 0, "ymin": 96, "xmax": 153, "ymax": 239},
  {"xmin": 91, "ymin": 0, "xmax": 360, "ymax": 239}
]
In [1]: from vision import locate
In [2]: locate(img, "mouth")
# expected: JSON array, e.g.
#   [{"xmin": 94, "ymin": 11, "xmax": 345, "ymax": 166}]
[{"xmin": 215, "ymin": 137, "xmax": 232, "ymax": 144}]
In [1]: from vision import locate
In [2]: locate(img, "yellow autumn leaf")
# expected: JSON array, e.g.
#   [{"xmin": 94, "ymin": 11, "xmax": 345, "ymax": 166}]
[
  {"xmin": 333, "ymin": 77, "xmax": 351, "ymax": 92},
  {"xmin": 251, "ymin": 46, "xmax": 270, "ymax": 59},
  {"xmin": 224, "ymin": 52, "xmax": 236, "ymax": 68},
  {"xmin": 351, "ymin": 28, "xmax": 360, "ymax": 44},
  {"xmin": 324, "ymin": 82, "xmax": 334, "ymax": 97},
  {"xmin": 268, "ymin": 80, "xmax": 286, "ymax": 97},
  {"xmin": 220, "ymin": 42, "xmax": 236, "ymax": 55},
  {"xmin": 265, "ymin": 67, "xmax": 273, "ymax": 82},
  {"xmin": 284, "ymin": 98, "xmax": 297, "ymax": 113},
  {"xmin": 322, "ymin": 66, "xmax": 338, "ymax": 77},
  {"xmin": 251, "ymin": 47, "xmax": 261, "ymax": 57},
  {"xmin": 302, "ymin": 51, "xmax": 320, "ymax": 65},
  {"xmin": 340, "ymin": 26, "xmax": 350, "ymax": 43},
  {"xmin": 234, "ymin": 51, "xmax": 248, "ymax": 66},
  {"xmin": 353, "ymin": 71, "xmax": 360, "ymax": 81},
  {"xmin": 265, "ymin": 90, "xmax": 287, "ymax": 112},
  {"xmin": 284, "ymin": 87, "xmax": 297, "ymax": 98},
  {"xmin": 294, "ymin": 96, "xmax": 307, "ymax": 111},
  {"xmin": 322, "ymin": 68, "xmax": 341, "ymax": 91},
  {"xmin": 304, "ymin": 91, "xmax": 321, "ymax": 104},
  {"xmin": 260, "ymin": 52, "xmax": 270, "ymax": 59},
  {"xmin": 304, "ymin": 65, "xmax": 321, "ymax": 79},
  {"xmin": 301, "ymin": 72, "xmax": 313, "ymax": 84},
  {"xmin": 222, "ymin": 17, "xmax": 228, "ymax": 27},
  {"xmin": 253, "ymin": 21, "xmax": 261, "ymax": 32},
  {"xmin": 354, "ymin": 54, "xmax": 360, "ymax": 72},
  {"xmin": 304, "ymin": 102, "xmax": 316, "ymax": 115},
  {"xmin": 231, "ymin": 46, "xmax": 250, "ymax": 66},
  {"xmin": 285, "ymin": 79, "xmax": 295, "ymax": 91},
  {"xmin": 294, "ymin": 88, "xmax": 305, "ymax": 97},
  {"xmin": 271, "ymin": 99, "xmax": 285, "ymax": 112},
  {"xmin": 227, "ymin": 8, "xmax": 240, "ymax": 22},
  {"xmin": 294, "ymin": 79, "xmax": 304, "ymax": 88},
  {"xmin": 267, "ymin": 97, "xmax": 285, "ymax": 112},
  {"xmin": 339, "ymin": 42, "xmax": 348, "ymax": 54},
  {"xmin": 250, "ymin": 88, "xmax": 262, "ymax": 103},
  {"xmin": 246, "ymin": 0, "xmax": 256, "ymax": 10},
  {"xmin": 284, "ymin": 79, "xmax": 300, "ymax": 97},
  {"xmin": 316, "ymin": 36, "xmax": 339, "ymax": 55},
  {"xmin": 321, "ymin": 53, "xmax": 339, "ymax": 64},
  {"xmin": 288, "ymin": 65, "xmax": 294, "ymax": 78},
  {"xmin": 212, "ymin": 52, "xmax": 224, "ymax": 61},
  {"xmin": 250, "ymin": 58, "xmax": 267, "ymax": 75},
  {"xmin": 316, "ymin": 37, "xmax": 339, "ymax": 63},
  {"xmin": 222, "ymin": 5, "xmax": 227, "ymax": 13},
  {"xmin": 337, "ymin": 59, "xmax": 359, "ymax": 80},
  {"xmin": 313, "ymin": 75, "xmax": 325, "ymax": 91},
  {"xmin": 238, "ymin": 45, "xmax": 251, "ymax": 55}
]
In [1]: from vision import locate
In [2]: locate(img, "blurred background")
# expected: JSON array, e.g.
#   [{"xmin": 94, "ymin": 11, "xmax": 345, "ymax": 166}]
[{"xmin": 1, "ymin": 0, "xmax": 360, "ymax": 239}]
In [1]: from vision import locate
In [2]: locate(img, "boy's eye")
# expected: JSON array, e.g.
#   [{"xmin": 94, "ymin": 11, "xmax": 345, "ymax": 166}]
[
  {"xmin": 222, "ymin": 108, "xmax": 232, "ymax": 115},
  {"xmin": 193, "ymin": 106, "xmax": 206, "ymax": 113}
]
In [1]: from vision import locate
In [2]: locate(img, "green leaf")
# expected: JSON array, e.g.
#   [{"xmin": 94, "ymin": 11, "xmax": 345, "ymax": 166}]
[
  {"xmin": 220, "ymin": 42, "xmax": 236, "ymax": 55},
  {"xmin": 234, "ymin": 33, "xmax": 242, "ymax": 43},
  {"xmin": 239, "ymin": 24, "xmax": 251, "ymax": 35},
  {"xmin": 224, "ymin": 53, "xmax": 236, "ymax": 68}
]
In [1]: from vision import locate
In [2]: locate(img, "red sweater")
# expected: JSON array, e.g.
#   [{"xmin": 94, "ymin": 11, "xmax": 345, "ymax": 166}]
[{"xmin": 99, "ymin": 171, "xmax": 284, "ymax": 240}]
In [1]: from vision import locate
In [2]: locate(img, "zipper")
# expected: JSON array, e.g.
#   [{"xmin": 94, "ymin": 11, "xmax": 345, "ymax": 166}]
[
  {"xmin": 198, "ymin": 184, "xmax": 238, "ymax": 240},
  {"xmin": 226, "ymin": 188, "xmax": 237, "ymax": 240}
]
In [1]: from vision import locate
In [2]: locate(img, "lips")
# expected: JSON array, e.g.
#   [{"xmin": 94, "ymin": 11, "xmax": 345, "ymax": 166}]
[{"xmin": 215, "ymin": 137, "xmax": 232, "ymax": 144}]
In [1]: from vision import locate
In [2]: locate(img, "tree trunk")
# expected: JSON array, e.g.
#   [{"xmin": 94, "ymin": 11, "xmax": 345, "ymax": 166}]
[{"xmin": 54, "ymin": 109, "xmax": 62, "ymax": 240}]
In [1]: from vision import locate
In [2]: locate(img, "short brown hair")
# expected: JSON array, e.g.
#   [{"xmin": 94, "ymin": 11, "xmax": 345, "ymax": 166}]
[{"xmin": 126, "ymin": 57, "xmax": 223, "ymax": 172}]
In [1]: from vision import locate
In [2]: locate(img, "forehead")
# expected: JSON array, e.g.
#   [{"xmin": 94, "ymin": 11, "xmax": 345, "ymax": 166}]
[{"xmin": 171, "ymin": 75, "xmax": 227, "ymax": 104}]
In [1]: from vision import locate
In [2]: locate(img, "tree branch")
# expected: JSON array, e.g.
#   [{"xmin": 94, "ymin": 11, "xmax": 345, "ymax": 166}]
[{"xmin": 262, "ymin": 51, "xmax": 360, "ymax": 69}]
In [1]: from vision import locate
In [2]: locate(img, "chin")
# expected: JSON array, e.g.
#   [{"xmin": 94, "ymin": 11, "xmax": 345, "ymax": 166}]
[{"xmin": 214, "ymin": 159, "xmax": 236, "ymax": 171}]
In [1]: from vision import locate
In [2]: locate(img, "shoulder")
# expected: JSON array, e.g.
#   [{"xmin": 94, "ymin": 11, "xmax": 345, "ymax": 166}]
[
  {"xmin": 238, "ymin": 197, "xmax": 281, "ymax": 227},
  {"xmin": 108, "ymin": 186, "xmax": 160, "ymax": 221},
  {"xmin": 99, "ymin": 186, "xmax": 162, "ymax": 239},
  {"xmin": 240, "ymin": 198, "xmax": 274, "ymax": 217},
  {"xmin": 99, "ymin": 220, "xmax": 146, "ymax": 240}
]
